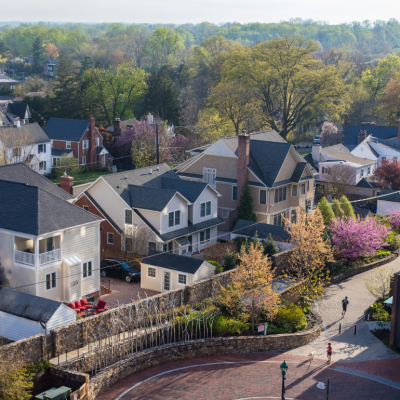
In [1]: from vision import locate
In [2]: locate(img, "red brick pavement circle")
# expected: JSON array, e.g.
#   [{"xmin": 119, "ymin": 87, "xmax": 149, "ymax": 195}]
[{"xmin": 96, "ymin": 354, "xmax": 400, "ymax": 400}]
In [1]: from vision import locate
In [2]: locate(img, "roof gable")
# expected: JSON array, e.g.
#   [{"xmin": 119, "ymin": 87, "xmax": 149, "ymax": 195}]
[
  {"xmin": 161, "ymin": 177, "xmax": 209, "ymax": 202},
  {"xmin": 203, "ymin": 140, "xmax": 236, "ymax": 157},
  {"xmin": 345, "ymin": 125, "xmax": 397, "ymax": 147},
  {"xmin": 43, "ymin": 118, "xmax": 89, "ymax": 142},
  {"xmin": 0, "ymin": 123, "xmax": 50, "ymax": 146},
  {"xmin": 123, "ymin": 185, "xmax": 178, "ymax": 211}
]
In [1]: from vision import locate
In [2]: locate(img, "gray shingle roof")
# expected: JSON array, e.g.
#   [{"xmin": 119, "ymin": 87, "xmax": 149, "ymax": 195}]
[
  {"xmin": 142, "ymin": 250, "xmax": 209, "ymax": 274},
  {"xmin": 7, "ymin": 103, "xmax": 31, "ymax": 119},
  {"xmin": 51, "ymin": 148, "xmax": 73, "ymax": 157},
  {"xmin": 320, "ymin": 144, "xmax": 352, "ymax": 156},
  {"xmin": 232, "ymin": 219, "xmax": 290, "ymax": 242},
  {"xmin": 0, "ymin": 123, "xmax": 50, "ymax": 146},
  {"xmin": 161, "ymin": 177, "xmax": 207, "ymax": 202},
  {"xmin": 379, "ymin": 189, "xmax": 400, "ymax": 203},
  {"xmin": 124, "ymin": 185, "xmax": 178, "ymax": 211},
  {"xmin": 43, "ymin": 118, "xmax": 89, "ymax": 141},
  {"xmin": 345, "ymin": 125, "xmax": 397, "ymax": 147},
  {"xmin": 356, "ymin": 178, "xmax": 378, "ymax": 189},
  {"xmin": 327, "ymin": 153, "xmax": 376, "ymax": 166},
  {"xmin": 0, "ymin": 288, "xmax": 67, "ymax": 323},
  {"xmin": 0, "ymin": 179, "xmax": 101, "ymax": 235},
  {"xmin": 291, "ymin": 162, "xmax": 307, "ymax": 183},
  {"xmin": 0, "ymin": 163, "xmax": 73, "ymax": 201}
]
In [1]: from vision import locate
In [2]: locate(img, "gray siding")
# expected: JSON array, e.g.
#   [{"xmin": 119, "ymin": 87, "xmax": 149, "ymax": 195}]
[
  {"xmin": 0, "ymin": 311, "xmax": 44, "ymax": 341},
  {"xmin": 139, "ymin": 210, "xmax": 161, "ymax": 231},
  {"xmin": 46, "ymin": 305, "xmax": 76, "ymax": 331}
]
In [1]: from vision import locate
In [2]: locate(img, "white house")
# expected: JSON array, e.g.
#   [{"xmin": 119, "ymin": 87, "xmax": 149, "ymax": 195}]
[
  {"xmin": 0, "ymin": 121, "xmax": 52, "ymax": 174},
  {"xmin": 0, "ymin": 163, "xmax": 103, "ymax": 303},
  {"xmin": 141, "ymin": 250, "xmax": 215, "ymax": 292},
  {"xmin": 377, "ymin": 189, "xmax": 400, "ymax": 215},
  {"xmin": 0, "ymin": 288, "xmax": 76, "ymax": 341}
]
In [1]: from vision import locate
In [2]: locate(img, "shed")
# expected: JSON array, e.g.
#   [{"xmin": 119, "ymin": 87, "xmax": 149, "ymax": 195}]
[
  {"xmin": 141, "ymin": 250, "xmax": 215, "ymax": 292},
  {"xmin": 0, "ymin": 288, "xmax": 77, "ymax": 341}
]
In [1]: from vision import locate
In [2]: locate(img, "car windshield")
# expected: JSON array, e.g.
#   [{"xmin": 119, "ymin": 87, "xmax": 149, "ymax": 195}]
[{"xmin": 120, "ymin": 261, "xmax": 136, "ymax": 271}]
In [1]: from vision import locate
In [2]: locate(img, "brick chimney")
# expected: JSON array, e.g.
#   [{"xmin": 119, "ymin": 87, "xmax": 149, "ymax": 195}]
[
  {"xmin": 398, "ymin": 120, "xmax": 400, "ymax": 140},
  {"xmin": 358, "ymin": 130, "xmax": 367, "ymax": 144},
  {"xmin": 113, "ymin": 118, "xmax": 121, "ymax": 136},
  {"xmin": 343, "ymin": 113, "xmax": 348, "ymax": 141},
  {"xmin": 237, "ymin": 131, "xmax": 250, "ymax": 205},
  {"xmin": 88, "ymin": 116, "xmax": 97, "ymax": 165},
  {"xmin": 60, "ymin": 175, "xmax": 74, "ymax": 195},
  {"xmin": 370, "ymin": 122, "xmax": 377, "ymax": 127}
]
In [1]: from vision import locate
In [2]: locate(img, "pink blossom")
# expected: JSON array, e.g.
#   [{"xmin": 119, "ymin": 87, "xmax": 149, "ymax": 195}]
[
  {"xmin": 388, "ymin": 209, "xmax": 400, "ymax": 229},
  {"xmin": 330, "ymin": 217, "xmax": 390, "ymax": 259}
]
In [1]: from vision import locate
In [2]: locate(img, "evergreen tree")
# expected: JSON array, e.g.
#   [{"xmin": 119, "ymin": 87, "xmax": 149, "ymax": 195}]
[
  {"xmin": 317, "ymin": 197, "xmax": 335, "ymax": 225},
  {"xmin": 340, "ymin": 195, "xmax": 355, "ymax": 218},
  {"xmin": 332, "ymin": 199, "xmax": 345, "ymax": 218},
  {"xmin": 0, "ymin": 40, "xmax": 11, "ymax": 58},
  {"xmin": 264, "ymin": 233, "xmax": 279, "ymax": 256},
  {"xmin": 78, "ymin": 56, "xmax": 93, "ymax": 77},
  {"xmin": 231, "ymin": 180, "xmax": 257, "ymax": 229},
  {"xmin": 52, "ymin": 52, "xmax": 81, "ymax": 118},
  {"xmin": 31, "ymin": 36, "xmax": 47, "ymax": 73}
]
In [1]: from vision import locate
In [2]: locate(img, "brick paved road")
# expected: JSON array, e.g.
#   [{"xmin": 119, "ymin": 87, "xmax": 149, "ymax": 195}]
[
  {"xmin": 285, "ymin": 257, "xmax": 400, "ymax": 362},
  {"xmin": 96, "ymin": 354, "xmax": 400, "ymax": 400}
]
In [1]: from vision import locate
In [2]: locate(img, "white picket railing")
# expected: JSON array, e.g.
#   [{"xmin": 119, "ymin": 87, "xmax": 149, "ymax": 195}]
[
  {"xmin": 14, "ymin": 250, "xmax": 35, "ymax": 266},
  {"xmin": 39, "ymin": 248, "xmax": 61, "ymax": 265}
]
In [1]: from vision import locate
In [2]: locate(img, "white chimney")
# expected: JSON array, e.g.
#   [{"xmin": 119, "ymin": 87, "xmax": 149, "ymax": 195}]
[
  {"xmin": 14, "ymin": 118, "xmax": 20, "ymax": 128},
  {"xmin": 147, "ymin": 114, "xmax": 153, "ymax": 125},
  {"xmin": 150, "ymin": 168, "xmax": 153, "ymax": 174},
  {"xmin": 312, "ymin": 145, "xmax": 321, "ymax": 163}
]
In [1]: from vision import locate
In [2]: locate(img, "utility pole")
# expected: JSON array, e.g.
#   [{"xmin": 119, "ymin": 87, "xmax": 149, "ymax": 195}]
[{"xmin": 156, "ymin": 123, "xmax": 159, "ymax": 165}]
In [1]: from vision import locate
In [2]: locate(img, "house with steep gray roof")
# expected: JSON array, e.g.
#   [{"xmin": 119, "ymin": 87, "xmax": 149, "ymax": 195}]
[
  {"xmin": 174, "ymin": 130, "xmax": 316, "ymax": 233},
  {"xmin": 0, "ymin": 164, "xmax": 103, "ymax": 304},
  {"xmin": 74, "ymin": 163, "xmax": 224, "ymax": 257}
]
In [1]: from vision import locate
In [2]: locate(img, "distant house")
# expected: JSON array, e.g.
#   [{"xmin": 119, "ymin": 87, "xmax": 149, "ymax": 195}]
[
  {"xmin": 0, "ymin": 288, "xmax": 76, "ymax": 341},
  {"xmin": 311, "ymin": 144, "xmax": 352, "ymax": 167},
  {"xmin": 106, "ymin": 118, "xmax": 138, "ymax": 136},
  {"xmin": 231, "ymin": 219, "xmax": 292, "ymax": 252},
  {"xmin": 43, "ymin": 58, "xmax": 58, "ymax": 78},
  {"xmin": 0, "ymin": 73, "xmax": 19, "ymax": 90},
  {"xmin": 141, "ymin": 250, "xmax": 215, "ymax": 292},
  {"xmin": 377, "ymin": 189, "xmax": 400, "ymax": 215},
  {"xmin": 43, "ymin": 117, "xmax": 110, "ymax": 168},
  {"xmin": 0, "ymin": 102, "xmax": 31, "ymax": 125}
]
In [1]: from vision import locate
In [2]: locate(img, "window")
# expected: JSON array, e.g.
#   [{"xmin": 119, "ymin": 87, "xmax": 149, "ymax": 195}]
[
  {"xmin": 291, "ymin": 210, "xmax": 297, "ymax": 224},
  {"xmin": 178, "ymin": 274, "xmax": 187, "ymax": 285},
  {"xmin": 232, "ymin": 186, "xmax": 237, "ymax": 201},
  {"xmin": 148, "ymin": 267, "xmax": 156, "ymax": 278},
  {"xmin": 273, "ymin": 211, "xmax": 289, "ymax": 226},
  {"xmin": 203, "ymin": 168, "xmax": 216, "ymax": 186},
  {"xmin": 125, "ymin": 209, "xmax": 133, "ymax": 225},
  {"xmin": 361, "ymin": 169, "xmax": 364, "ymax": 177},
  {"xmin": 107, "ymin": 233, "xmax": 114, "ymax": 244},
  {"xmin": 200, "ymin": 201, "xmax": 211, "ymax": 217},
  {"xmin": 38, "ymin": 144, "xmax": 46, "ymax": 153},
  {"xmin": 95, "ymin": 138, "xmax": 99, "ymax": 146},
  {"xmin": 292, "ymin": 185, "xmax": 298, "ymax": 196},
  {"xmin": 148, "ymin": 242, "xmax": 157, "ymax": 251},
  {"xmin": 300, "ymin": 183, "xmax": 306, "ymax": 195},
  {"xmin": 39, "ymin": 161, "xmax": 46, "ymax": 170},
  {"xmin": 382, "ymin": 156, "xmax": 386, "ymax": 161},
  {"xmin": 125, "ymin": 237, "xmax": 133, "ymax": 252},
  {"xmin": 200, "ymin": 228, "xmax": 211, "ymax": 244},
  {"xmin": 81, "ymin": 156, "xmax": 86, "ymax": 165},
  {"xmin": 222, "ymin": 209, "xmax": 229, "ymax": 218},
  {"xmin": 368, "ymin": 167, "xmax": 371, "ymax": 175},
  {"xmin": 322, "ymin": 166, "xmax": 330, "ymax": 174},
  {"xmin": 46, "ymin": 272, "xmax": 56, "ymax": 290},
  {"xmin": 307, "ymin": 181, "xmax": 310, "ymax": 192},
  {"xmin": 83, "ymin": 140, "xmax": 88, "ymax": 149},
  {"xmin": 274, "ymin": 187, "xmax": 287, "ymax": 203},
  {"xmin": 53, "ymin": 157, "xmax": 60, "ymax": 166},
  {"xmin": 163, "ymin": 242, "xmax": 173, "ymax": 253},
  {"xmin": 66, "ymin": 141, "xmax": 71, "ymax": 149},
  {"xmin": 168, "ymin": 210, "xmax": 180, "ymax": 227},
  {"xmin": 12, "ymin": 148, "xmax": 21, "ymax": 158},
  {"xmin": 83, "ymin": 261, "xmax": 92, "ymax": 278},
  {"xmin": 83, "ymin": 205, "xmax": 89, "ymax": 211},
  {"xmin": 259, "ymin": 190, "xmax": 266, "ymax": 205}
]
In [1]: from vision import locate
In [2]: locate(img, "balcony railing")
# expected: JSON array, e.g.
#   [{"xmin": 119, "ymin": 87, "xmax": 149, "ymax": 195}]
[
  {"xmin": 39, "ymin": 248, "xmax": 61, "ymax": 265},
  {"xmin": 14, "ymin": 250, "xmax": 35, "ymax": 266}
]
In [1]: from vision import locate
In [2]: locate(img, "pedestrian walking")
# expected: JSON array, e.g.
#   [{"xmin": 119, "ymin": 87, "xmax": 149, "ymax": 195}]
[
  {"xmin": 342, "ymin": 296, "xmax": 349, "ymax": 317},
  {"xmin": 327, "ymin": 343, "xmax": 332, "ymax": 364}
]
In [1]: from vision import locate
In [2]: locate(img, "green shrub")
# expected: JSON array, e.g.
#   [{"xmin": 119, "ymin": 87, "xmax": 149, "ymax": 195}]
[
  {"xmin": 263, "ymin": 234, "xmax": 279, "ymax": 256},
  {"xmin": 223, "ymin": 249, "xmax": 239, "ymax": 271},
  {"xmin": 213, "ymin": 315, "xmax": 250, "ymax": 336},
  {"xmin": 273, "ymin": 303, "xmax": 307, "ymax": 332},
  {"xmin": 267, "ymin": 323, "xmax": 292, "ymax": 334},
  {"xmin": 362, "ymin": 249, "xmax": 391, "ymax": 263},
  {"xmin": 303, "ymin": 306, "xmax": 311, "ymax": 314},
  {"xmin": 392, "ymin": 234, "xmax": 400, "ymax": 250},
  {"xmin": 24, "ymin": 360, "xmax": 51, "ymax": 375},
  {"xmin": 372, "ymin": 303, "xmax": 390, "ymax": 327},
  {"xmin": 205, "ymin": 259, "xmax": 223, "ymax": 273}
]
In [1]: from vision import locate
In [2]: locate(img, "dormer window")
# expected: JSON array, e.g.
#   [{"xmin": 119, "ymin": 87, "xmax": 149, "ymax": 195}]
[
  {"xmin": 200, "ymin": 201, "xmax": 211, "ymax": 217},
  {"xmin": 168, "ymin": 210, "xmax": 180, "ymax": 227}
]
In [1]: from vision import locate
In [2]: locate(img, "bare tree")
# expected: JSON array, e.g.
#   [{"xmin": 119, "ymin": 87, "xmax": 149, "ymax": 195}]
[
  {"xmin": 123, "ymin": 224, "xmax": 155, "ymax": 256},
  {"xmin": 318, "ymin": 164, "xmax": 356, "ymax": 199}
]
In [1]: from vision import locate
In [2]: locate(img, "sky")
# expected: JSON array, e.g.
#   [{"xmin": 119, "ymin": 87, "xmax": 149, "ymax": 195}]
[{"xmin": 1, "ymin": 0, "xmax": 400, "ymax": 25}]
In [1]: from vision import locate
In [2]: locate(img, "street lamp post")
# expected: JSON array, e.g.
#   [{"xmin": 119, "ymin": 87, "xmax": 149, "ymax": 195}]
[{"xmin": 280, "ymin": 361, "xmax": 288, "ymax": 400}]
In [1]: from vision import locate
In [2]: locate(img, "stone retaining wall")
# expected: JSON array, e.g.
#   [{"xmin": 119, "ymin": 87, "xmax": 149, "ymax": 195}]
[{"xmin": 0, "ymin": 334, "xmax": 46, "ymax": 364}]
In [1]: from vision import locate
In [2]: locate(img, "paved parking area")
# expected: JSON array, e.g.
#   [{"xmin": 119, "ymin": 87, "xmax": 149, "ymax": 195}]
[{"xmin": 100, "ymin": 277, "xmax": 159, "ymax": 308}]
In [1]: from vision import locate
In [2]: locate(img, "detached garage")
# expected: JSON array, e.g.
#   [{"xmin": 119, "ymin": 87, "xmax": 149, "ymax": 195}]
[
  {"xmin": 0, "ymin": 288, "xmax": 77, "ymax": 341},
  {"xmin": 141, "ymin": 250, "xmax": 216, "ymax": 292}
]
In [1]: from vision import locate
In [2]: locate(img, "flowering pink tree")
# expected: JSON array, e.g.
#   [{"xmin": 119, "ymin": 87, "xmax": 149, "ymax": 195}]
[
  {"xmin": 320, "ymin": 122, "xmax": 343, "ymax": 147},
  {"xmin": 388, "ymin": 209, "xmax": 400, "ymax": 229},
  {"xmin": 330, "ymin": 217, "xmax": 390, "ymax": 260}
]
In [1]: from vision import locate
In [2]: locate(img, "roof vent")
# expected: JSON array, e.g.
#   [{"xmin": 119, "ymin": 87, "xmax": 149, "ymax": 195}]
[
  {"xmin": 116, "ymin": 185, "xmax": 119, "ymax": 188},
  {"xmin": 150, "ymin": 168, "xmax": 153, "ymax": 174},
  {"xmin": 156, "ymin": 166, "xmax": 159, "ymax": 171}
]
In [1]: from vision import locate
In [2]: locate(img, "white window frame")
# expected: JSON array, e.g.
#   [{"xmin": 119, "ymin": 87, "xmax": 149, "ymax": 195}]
[
  {"xmin": 125, "ymin": 209, "xmax": 133, "ymax": 225},
  {"xmin": 273, "ymin": 210, "xmax": 289, "ymax": 226},
  {"xmin": 38, "ymin": 143, "xmax": 46, "ymax": 153},
  {"xmin": 147, "ymin": 266, "xmax": 157, "ymax": 279},
  {"xmin": 203, "ymin": 168, "xmax": 216, "ymax": 187},
  {"xmin": 83, "ymin": 260, "xmax": 93, "ymax": 279},
  {"xmin": 107, "ymin": 233, "xmax": 114, "ymax": 244},
  {"xmin": 39, "ymin": 161, "xmax": 46, "ymax": 170},
  {"xmin": 53, "ymin": 157, "xmax": 60, "ymax": 166},
  {"xmin": 200, "ymin": 228, "xmax": 211, "ymax": 245},
  {"xmin": 66, "ymin": 141, "xmax": 71, "ymax": 149},
  {"xmin": 222, "ymin": 209, "xmax": 229, "ymax": 219},
  {"xmin": 81, "ymin": 156, "xmax": 86, "ymax": 165},
  {"xmin": 232, "ymin": 185, "xmax": 237, "ymax": 201},
  {"xmin": 361, "ymin": 169, "xmax": 364, "ymax": 177},
  {"xmin": 95, "ymin": 138, "xmax": 99, "ymax": 147},
  {"xmin": 45, "ymin": 271, "xmax": 57, "ymax": 291},
  {"xmin": 83, "ymin": 140, "xmax": 88, "ymax": 149},
  {"xmin": 168, "ymin": 210, "xmax": 181, "ymax": 228},
  {"xmin": 200, "ymin": 201, "xmax": 211, "ymax": 218},
  {"xmin": 83, "ymin": 205, "xmax": 89, "ymax": 211},
  {"xmin": 177, "ymin": 273, "xmax": 188, "ymax": 285},
  {"xmin": 259, "ymin": 189, "xmax": 267, "ymax": 205}
]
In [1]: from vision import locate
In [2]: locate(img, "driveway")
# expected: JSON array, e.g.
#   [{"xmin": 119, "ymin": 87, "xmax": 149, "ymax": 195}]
[{"xmin": 99, "ymin": 277, "xmax": 159, "ymax": 308}]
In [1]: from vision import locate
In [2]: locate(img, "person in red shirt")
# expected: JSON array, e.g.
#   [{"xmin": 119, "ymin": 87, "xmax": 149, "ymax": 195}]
[{"xmin": 327, "ymin": 343, "xmax": 332, "ymax": 364}]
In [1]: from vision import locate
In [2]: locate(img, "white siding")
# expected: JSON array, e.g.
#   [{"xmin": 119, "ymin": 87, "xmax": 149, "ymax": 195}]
[
  {"xmin": 198, "ymin": 226, "xmax": 218, "ymax": 251},
  {"xmin": 203, "ymin": 140, "xmax": 236, "ymax": 157},
  {"xmin": 46, "ymin": 304, "xmax": 76, "ymax": 331},
  {"xmin": 69, "ymin": 264, "xmax": 81, "ymax": 302},
  {"xmin": 72, "ymin": 182, "xmax": 92, "ymax": 197},
  {"xmin": 192, "ymin": 186, "xmax": 218, "ymax": 225},
  {"xmin": 140, "ymin": 264, "xmax": 162, "ymax": 292},
  {"xmin": 139, "ymin": 210, "xmax": 161, "ymax": 231},
  {"xmin": 0, "ymin": 311, "xmax": 44, "ymax": 341},
  {"xmin": 369, "ymin": 142, "xmax": 400, "ymax": 166},
  {"xmin": 377, "ymin": 200, "xmax": 400, "ymax": 215},
  {"xmin": 193, "ymin": 262, "xmax": 215, "ymax": 281},
  {"xmin": 351, "ymin": 144, "xmax": 377, "ymax": 161},
  {"xmin": 38, "ymin": 263, "xmax": 64, "ymax": 301},
  {"xmin": 161, "ymin": 194, "xmax": 188, "ymax": 234}
]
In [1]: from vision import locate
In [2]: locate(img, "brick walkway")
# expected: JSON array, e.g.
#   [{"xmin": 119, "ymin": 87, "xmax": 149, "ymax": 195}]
[
  {"xmin": 96, "ymin": 354, "xmax": 400, "ymax": 400},
  {"xmin": 285, "ymin": 257, "xmax": 400, "ymax": 362}
]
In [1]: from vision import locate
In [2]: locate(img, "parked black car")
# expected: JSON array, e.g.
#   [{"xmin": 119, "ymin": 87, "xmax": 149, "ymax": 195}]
[{"xmin": 100, "ymin": 258, "xmax": 141, "ymax": 283}]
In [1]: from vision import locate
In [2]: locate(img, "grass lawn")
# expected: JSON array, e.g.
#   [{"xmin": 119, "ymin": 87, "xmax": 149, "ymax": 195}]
[
  {"xmin": 48, "ymin": 169, "xmax": 115, "ymax": 184},
  {"xmin": 297, "ymin": 150, "xmax": 311, "ymax": 155}
]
